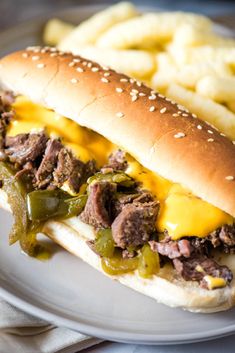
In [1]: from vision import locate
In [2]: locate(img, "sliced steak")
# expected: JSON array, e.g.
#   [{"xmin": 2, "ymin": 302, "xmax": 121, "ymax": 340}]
[
  {"xmin": 5, "ymin": 132, "xmax": 48, "ymax": 166},
  {"xmin": 80, "ymin": 181, "xmax": 117, "ymax": 228},
  {"xmin": 173, "ymin": 255, "xmax": 233, "ymax": 288},
  {"xmin": 111, "ymin": 191, "xmax": 154, "ymax": 219},
  {"xmin": 53, "ymin": 148, "xmax": 96, "ymax": 193},
  {"xmin": 111, "ymin": 201, "xmax": 159, "ymax": 249},
  {"xmin": 35, "ymin": 139, "xmax": 63, "ymax": 188},
  {"xmin": 207, "ymin": 224, "xmax": 235, "ymax": 254},
  {"xmin": 101, "ymin": 149, "xmax": 127, "ymax": 173},
  {"xmin": 150, "ymin": 238, "xmax": 192, "ymax": 259},
  {"xmin": 0, "ymin": 93, "xmax": 15, "ymax": 150}
]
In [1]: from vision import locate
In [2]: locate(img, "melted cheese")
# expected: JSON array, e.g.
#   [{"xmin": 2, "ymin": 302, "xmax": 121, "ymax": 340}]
[
  {"xmin": 11, "ymin": 96, "xmax": 114, "ymax": 166},
  {"xmin": 10, "ymin": 96, "xmax": 233, "ymax": 239},
  {"xmin": 203, "ymin": 275, "xmax": 226, "ymax": 290}
]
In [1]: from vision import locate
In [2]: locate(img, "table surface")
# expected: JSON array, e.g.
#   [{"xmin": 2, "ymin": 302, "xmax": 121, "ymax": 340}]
[{"xmin": 0, "ymin": 1, "xmax": 235, "ymax": 353}]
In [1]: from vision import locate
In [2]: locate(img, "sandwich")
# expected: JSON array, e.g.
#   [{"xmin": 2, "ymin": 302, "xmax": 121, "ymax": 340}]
[{"xmin": 0, "ymin": 46, "xmax": 235, "ymax": 313}]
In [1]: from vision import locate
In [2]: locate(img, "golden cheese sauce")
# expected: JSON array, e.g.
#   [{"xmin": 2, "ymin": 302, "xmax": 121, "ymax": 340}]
[
  {"xmin": 10, "ymin": 96, "xmax": 114, "ymax": 166},
  {"xmin": 10, "ymin": 96, "xmax": 233, "ymax": 240}
]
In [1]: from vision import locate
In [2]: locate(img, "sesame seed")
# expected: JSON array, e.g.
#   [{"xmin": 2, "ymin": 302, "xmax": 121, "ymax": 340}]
[
  {"xmin": 174, "ymin": 132, "xmax": 186, "ymax": 139},
  {"xmin": 50, "ymin": 47, "xmax": 57, "ymax": 52},
  {"xmin": 129, "ymin": 78, "xmax": 135, "ymax": 83},
  {"xmin": 172, "ymin": 113, "xmax": 179, "ymax": 117},
  {"xmin": 33, "ymin": 49, "xmax": 40, "ymax": 53},
  {"xmin": 32, "ymin": 55, "xmax": 40, "ymax": 61},
  {"xmin": 158, "ymin": 94, "xmax": 164, "ymax": 98},
  {"xmin": 82, "ymin": 61, "xmax": 87, "ymax": 66},
  {"xmin": 120, "ymin": 78, "xmax": 128, "ymax": 82},
  {"xmin": 104, "ymin": 72, "xmax": 110, "ymax": 77},
  {"xmin": 132, "ymin": 89, "xmax": 139, "ymax": 94},
  {"xmin": 50, "ymin": 53, "xmax": 57, "ymax": 57},
  {"xmin": 37, "ymin": 63, "xmax": 45, "ymax": 69},
  {"xmin": 160, "ymin": 107, "xmax": 167, "ymax": 114},
  {"xmin": 26, "ymin": 46, "xmax": 37, "ymax": 51},
  {"xmin": 87, "ymin": 62, "xmax": 92, "ymax": 68},
  {"xmin": 136, "ymin": 81, "xmax": 142, "ymax": 87},
  {"xmin": 177, "ymin": 104, "xmax": 185, "ymax": 111},
  {"xmin": 102, "ymin": 66, "xmax": 109, "ymax": 71},
  {"xmin": 151, "ymin": 90, "xmax": 156, "ymax": 95},
  {"xmin": 70, "ymin": 78, "xmax": 78, "ymax": 84},
  {"xmin": 132, "ymin": 95, "xmax": 138, "ymax": 102},
  {"xmin": 73, "ymin": 58, "xmax": 81, "ymax": 63},
  {"xmin": 116, "ymin": 88, "xmax": 123, "ymax": 93},
  {"xmin": 69, "ymin": 62, "xmax": 75, "ymax": 67},
  {"xmin": 208, "ymin": 130, "xmax": 213, "ymax": 134},
  {"xmin": 177, "ymin": 111, "xmax": 182, "ymax": 115},
  {"xmin": 207, "ymin": 138, "xmax": 214, "ymax": 142},
  {"xmin": 232, "ymin": 141, "xmax": 235, "ymax": 145},
  {"xmin": 197, "ymin": 125, "xmax": 202, "ymax": 130},
  {"xmin": 149, "ymin": 94, "xmax": 157, "ymax": 100},
  {"xmin": 139, "ymin": 92, "xmax": 146, "ymax": 97},
  {"xmin": 220, "ymin": 132, "xmax": 226, "ymax": 137},
  {"xmin": 22, "ymin": 53, "xmax": 28, "ymax": 58},
  {"xmin": 225, "ymin": 175, "xmax": 234, "ymax": 181},
  {"xmin": 116, "ymin": 112, "xmax": 124, "ymax": 118},
  {"xmin": 182, "ymin": 113, "xmax": 188, "ymax": 117},
  {"xmin": 165, "ymin": 97, "xmax": 172, "ymax": 102},
  {"xmin": 101, "ymin": 77, "xmax": 109, "ymax": 83},
  {"xmin": 76, "ymin": 67, "xmax": 84, "ymax": 73},
  {"xmin": 41, "ymin": 49, "xmax": 46, "ymax": 53},
  {"xmin": 149, "ymin": 106, "xmax": 155, "ymax": 112},
  {"xmin": 92, "ymin": 67, "xmax": 99, "ymax": 72}
]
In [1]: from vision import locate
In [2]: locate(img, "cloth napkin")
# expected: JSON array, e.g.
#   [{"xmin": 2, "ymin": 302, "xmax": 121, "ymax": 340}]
[{"xmin": 0, "ymin": 299, "xmax": 102, "ymax": 353}]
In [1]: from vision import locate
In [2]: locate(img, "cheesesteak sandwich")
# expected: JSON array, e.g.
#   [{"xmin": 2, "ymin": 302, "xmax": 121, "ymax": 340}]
[{"xmin": 1, "ymin": 47, "xmax": 235, "ymax": 312}]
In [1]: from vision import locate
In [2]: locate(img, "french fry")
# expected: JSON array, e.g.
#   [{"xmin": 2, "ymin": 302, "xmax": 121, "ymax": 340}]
[
  {"xmin": 151, "ymin": 53, "xmax": 178, "ymax": 91},
  {"xmin": 227, "ymin": 101, "xmax": 235, "ymax": 114},
  {"xmin": 69, "ymin": 46, "xmax": 155, "ymax": 79},
  {"xmin": 167, "ymin": 83, "xmax": 235, "ymax": 140},
  {"xmin": 58, "ymin": 2, "xmax": 138, "ymax": 50},
  {"xmin": 168, "ymin": 45, "xmax": 235, "ymax": 66},
  {"xmin": 196, "ymin": 76, "xmax": 235, "ymax": 102},
  {"xmin": 96, "ymin": 12, "xmax": 211, "ymax": 49},
  {"xmin": 172, "ymin": 23, "xmax": 213, "ymax": 47},
  {"xmin": 172, "ymin": 23, "xmax": 235, "ymax": 48},
  {"xmin": 176, "ymin": 62, "xmax": 232, "ymax": 89},
  {"xmin": 43, "ymin": 19, "xmax": 74, "ymax": 46}
]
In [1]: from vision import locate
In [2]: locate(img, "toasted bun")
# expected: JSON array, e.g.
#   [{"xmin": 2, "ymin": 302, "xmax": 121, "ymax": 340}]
[
  {"xmin": 0, "ymin": 189, "xmax": 234, "ymax": 313},
  {"xmin": 1, "ymin": 48, "xmax": 235, "ymax": 217},
  {"xmin": 46, "ymin": 218, "xmax": 235, "ymax": 313}
]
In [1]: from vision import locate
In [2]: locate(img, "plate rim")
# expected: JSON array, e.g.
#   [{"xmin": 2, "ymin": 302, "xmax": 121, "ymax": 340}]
[
  {"xmin": 1, "ymin": 5, "xmax": 235, "ymax": 345},
  {"xmin": 1, "ymin": 284, "xmax": 235, "ymax": 345}
]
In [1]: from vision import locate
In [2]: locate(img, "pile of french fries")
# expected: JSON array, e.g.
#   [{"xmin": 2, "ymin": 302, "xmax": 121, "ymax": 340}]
[{"xmin": 43, "ymin": 2, "xmax": 235, "ymax": 140}]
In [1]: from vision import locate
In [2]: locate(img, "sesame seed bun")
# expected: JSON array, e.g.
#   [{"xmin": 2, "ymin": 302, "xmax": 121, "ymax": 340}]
[{"xmin": 1, "ymin": 46, "xmax": 235, "ymax": 219}]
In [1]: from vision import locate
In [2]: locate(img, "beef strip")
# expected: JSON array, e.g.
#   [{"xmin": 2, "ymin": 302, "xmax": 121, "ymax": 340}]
[
  {"xmin": 80, "ymin": 181, "xmax": 117, "ymax": 228},
  {"xmin": 53, "ymin": 148, "xmax": 96, "ymax": 193},
  {"xmin": 35, "ymin": 139, "xmax": 63, "ymax": 189},
  {"xmin": 150, "ymin": 238, "xmax": 193, "ymax": 259},
  {"xmin": 208, "ymin": 224, "xmax": 235, "ymax": 253},
  {"xmin": 111, "ymin": 191, "xmax": 154, "ymax": 219},
  {"xmin": 101, "ymin": 149, "xmax": 127, "ymax": 173},
  {"xmin": 173, "ymin": 255, "xmax": 233, "ymax": 289},
  {"xmin": 112, "ymin": 201, "xmax": 159, "ymax": 249},
  {"xmin": 0, "ymin": 92, "xmax": 15, "ymax": 150},
  {"xmin": 5, "ymin": 132, "xmax": 48, "ymax": 166}
]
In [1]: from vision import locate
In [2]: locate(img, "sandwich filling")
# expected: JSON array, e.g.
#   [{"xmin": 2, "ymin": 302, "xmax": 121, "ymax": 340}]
[{"xmin": 0, "ymin": 92, "xmax": 234, "ymax": 290}]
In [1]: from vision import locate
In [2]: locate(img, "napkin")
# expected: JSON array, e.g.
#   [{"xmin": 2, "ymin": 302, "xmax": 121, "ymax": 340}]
[{"xmin": 0, "ymin": 299, "xmax": 102, "ymax": 353}]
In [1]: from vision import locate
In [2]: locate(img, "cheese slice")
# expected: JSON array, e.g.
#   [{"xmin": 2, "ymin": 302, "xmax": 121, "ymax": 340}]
[{"xmin": 10, "ymin": 96, "xmax": 233, "ymax": 240}]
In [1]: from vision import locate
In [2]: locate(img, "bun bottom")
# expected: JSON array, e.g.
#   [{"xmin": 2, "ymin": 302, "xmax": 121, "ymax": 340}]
[{"xmin": 0, "ymin": 189, "xmax": 234, "ymax": 313}]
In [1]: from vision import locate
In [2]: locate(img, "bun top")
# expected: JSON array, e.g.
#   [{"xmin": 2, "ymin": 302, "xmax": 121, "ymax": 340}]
[{"xmin": 1, "ymin": 47, "xmax": 235, "ymax": 217}]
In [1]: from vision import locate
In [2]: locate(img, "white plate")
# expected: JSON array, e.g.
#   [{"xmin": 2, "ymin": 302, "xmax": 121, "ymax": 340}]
[{"xmin": 0, "ymin": 5, "xmax": 235, "ymax": 345}]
